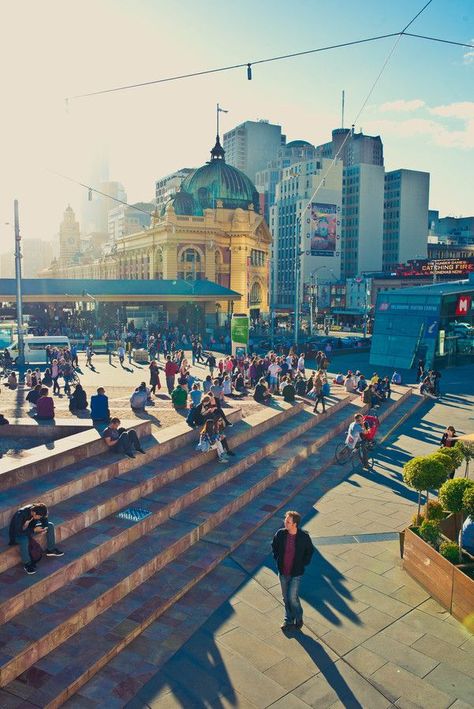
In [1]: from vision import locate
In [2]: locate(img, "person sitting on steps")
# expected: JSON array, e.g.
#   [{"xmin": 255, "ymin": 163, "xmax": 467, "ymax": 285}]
[
  {"xmin": 8, "ymin": 502, "xmax": 64, "ymax": 575},
  {"xmin": 102, "ymin": 417, "xmax": 146, "ymax": 459}
]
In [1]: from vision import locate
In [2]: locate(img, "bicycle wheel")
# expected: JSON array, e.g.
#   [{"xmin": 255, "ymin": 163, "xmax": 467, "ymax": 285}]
[{"xmin": 335, "ymin": 442, "xmax": 351, "ymax": 465}]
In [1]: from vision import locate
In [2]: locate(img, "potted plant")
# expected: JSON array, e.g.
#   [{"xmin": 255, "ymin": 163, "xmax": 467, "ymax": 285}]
[
  {"xmin": 439, "ymin": 478, "xmax": 474, "ymax": 548},
  {"xmin": 403, "ymin": 455, "xmax": 448, "ymax": 524},
  {"xmin": 455, "ymin": 440, "xmax": 474, "ymax": 478}
]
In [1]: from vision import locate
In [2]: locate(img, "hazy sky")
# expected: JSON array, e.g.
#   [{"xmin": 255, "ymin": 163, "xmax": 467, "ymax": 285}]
[{"xmin": 0, "ymin": 0, "xmax": 472, "ymax": 252}]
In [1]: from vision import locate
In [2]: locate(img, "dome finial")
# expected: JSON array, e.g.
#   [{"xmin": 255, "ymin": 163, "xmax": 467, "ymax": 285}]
[{"xmin": 210, "ymin": 134, "xmax": 225, "ymax": 161}]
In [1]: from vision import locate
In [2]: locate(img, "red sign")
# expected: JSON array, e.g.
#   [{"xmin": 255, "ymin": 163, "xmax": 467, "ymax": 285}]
[{"xmin": 456, "ymin": 295, "xmax": 471, "ymax": 316}]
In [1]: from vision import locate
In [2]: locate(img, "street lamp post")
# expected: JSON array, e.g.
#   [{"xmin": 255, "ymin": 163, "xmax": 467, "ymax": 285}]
[
  {"xmin": 13, "ymin": 200, "xmax": 26, "ymax": 382},
  {"xmin": 363, "ymin": 278, "xmax": 371, "ymax": 338}
]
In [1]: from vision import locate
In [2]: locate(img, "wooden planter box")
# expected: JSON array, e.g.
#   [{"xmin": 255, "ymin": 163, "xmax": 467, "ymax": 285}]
[{"xmin": 402, "ymin": 527, "xmax": 474, "ymax": 628}]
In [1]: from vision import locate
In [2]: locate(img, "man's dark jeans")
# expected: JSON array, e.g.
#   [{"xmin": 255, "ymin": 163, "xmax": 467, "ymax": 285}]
[{"xmin": 113, "ymin": 428, "xmax": 141, "ymax": 455}]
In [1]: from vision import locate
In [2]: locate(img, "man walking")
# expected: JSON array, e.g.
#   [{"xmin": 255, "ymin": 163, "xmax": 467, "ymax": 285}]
[{"xmin": 272, "ymin": 510, "xmax": 314, "ymax": 631}]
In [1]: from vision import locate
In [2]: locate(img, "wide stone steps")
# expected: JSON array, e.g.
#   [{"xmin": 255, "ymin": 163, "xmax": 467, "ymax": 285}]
[
  {"xmin": 0, "ymin": 400, "xmax": 338, "ymax": 624},
  {"xmin": 0, "ymin": 395, "xmax": 361, "ymax": 690},
  {"xmin": 5, "ymin": 390, "xmax": 419, "ymax": 709}
]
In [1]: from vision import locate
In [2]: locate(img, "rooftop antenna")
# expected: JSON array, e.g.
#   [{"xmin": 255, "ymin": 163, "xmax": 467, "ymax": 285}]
[{"xmin": 341, "ymin": 90, "xmax": 345, "ymax": 129}]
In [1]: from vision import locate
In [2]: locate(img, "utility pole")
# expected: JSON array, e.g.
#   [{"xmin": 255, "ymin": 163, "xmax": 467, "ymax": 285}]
[{"xmin": 14, "ymin": 200, "xmax": 26, "ymax": 382}]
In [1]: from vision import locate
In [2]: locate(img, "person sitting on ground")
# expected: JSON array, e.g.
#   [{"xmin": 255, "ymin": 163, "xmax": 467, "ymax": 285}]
[
  {"xmin": 362, "ymin": 384, "xmax": 380, "ymax": 409},
  {"xmin": 419, "ymin": 375, "xmax": 436, "ymax": 399},
  {"xmin": 171, "ymin": 382, "xmax": 187, "ymax": 410},
  {"xmin": 8, "ymin": 502, "xmax": 64, "ymax": 575},
  {"xmin": 370, "ymin": 372, "xmax": 380, "ymax": 385},
  {"xmin": 234, "ymin": 372, "xmax": 247, "ymax": 395},
  {"xmin": 391, "ymin": 370, "xmax": 402, "ymax": 385},
  {"xmin": 7, "ymin": 370, "xmax": 17, "ymax": 389},
  {"xmin": 222, "ymin": 374, "xmax": 233, "ymax": 397},
  {"xmin": 25, "ymin": 369, "xmax": 33, "ymax": 388},
  {"xmin": 357, "ymin": 374, "xmax": 368, "ymax": 392},
  {"xmin": 344, "ymin": 371, "xmax": 357, "ymax": 393},
  {"xmin": 90, "ymin": 387, "xmax": 110, "ymax": 423},
  {"xmin": 281, "ymin": 376, "xmax": 296, "ymax": 403},
  {"xmin": 254, "ymin": 377, "xmax": 272, "ymax": 404},
  {"xmin": 26, "ymin": 383, "xmax": 42, "ymax": 409},
  {"xmin": 203, "ymin": 375, "xmax": 213, "ymax": 394},
  {"xmin": 189, "ymin": 382, "xmax": 202, "ymax": 409},
  {"xmin": 102, "ymin": 417, "xmax": 145, "ymax": 459},
  {"xmin": 0, "ymin": 413, "xmax": 9, "ymax": 425},
  {"xmin": 35, "ymin": 387, "xmax": 55, "ymax": 420},
  {"xmin": 69, "ymin": 383, "xmax": 88, "ymax": 412},
  {"xmin": 130, "ymin": 382, "xmax": 150, "ymax": 411},
  {"xmin": 333, "ymin": 372, "xmax": 344, "ymax": 385},
  {"xmin": 186, "ymin": 393, "xmax": 212, "ymax": 428},
  {"xmin": 215, "ymin": 418, "xmax": 235, "ymax": 457},
  {"xmin": 296, "ymin": 376, "xmax": 307, "ymax": 397},
  {"xmin": 42, "ymin": 367, "xmax": 53, "ymax": 388}
]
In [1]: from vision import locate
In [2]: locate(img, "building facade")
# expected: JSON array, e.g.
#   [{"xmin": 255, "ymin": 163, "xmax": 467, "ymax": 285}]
[
  {"xmin": 46, "ymin": 138, "xmax": 271, "ymax": 324},
  {"xmin": 315, "ymin": 127, "xmax": 384, "ymax": 167},
  {"xmin": 383, "ymin": 169, "xmax": 429, "ymax": 271},
  {"xmin": 155, "ymin": 169, "xmax": 195, "ymax": 216},
  {"xmin": 108, "ymin": 202, "xmax": 155, "ymax": 244},
  {"xmin": 59, "ymin": 205, "xmax": 81, "ymax": 267},
  {"xmin": 429, "ymin": 214, "xmax": 474, "ymax": 246},
  {"xmin": 223, "ymin": 120, "xmax": 285, "ymax": 183},
  {"xmin": 269, "ymin": 156, "xmax": 343, "ymax": 310}
]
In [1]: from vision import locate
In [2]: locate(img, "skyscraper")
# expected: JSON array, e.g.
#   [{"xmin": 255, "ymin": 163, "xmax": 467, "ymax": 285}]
[
  {"xmin": 383, "ymin": 169, "xmax": 430, "ymax": 271},
  {"xmin": 223, "ymin": 120, "xmax": 285, "ymax": 183}
]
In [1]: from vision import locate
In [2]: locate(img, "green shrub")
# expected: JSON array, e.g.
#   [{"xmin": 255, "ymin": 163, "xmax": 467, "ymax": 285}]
[
  {"xmin": 439, "ymin": 541, "xmax": 460, "ymax": 564},
  {"xmin": 419, "ymin": 519, "xmax": 440, "ymax": 546},
  {"xmin": 454, "ymin": 440, "xmax": 474, "ymax": 478},
  {"xmin": 403, "ymin": 456, "xmax": 447, "ymax": 523},
  {"xmin": 439, "ymin": 478, "xmax": 474, "ymax": 514},
  {"xmin": 424, "ymin": 500, "xmax": 445, "ymax": 521},
  {"xmin": 462, "ymin": 486, "xmax": 474, "ymax": 518},
  {"xmin": 437, "ymin": 447, "xmax": 464, "ymax": 475},
  {"xmin": 432, "ymin": 451, "xmax": 458, "ymax": 478}
]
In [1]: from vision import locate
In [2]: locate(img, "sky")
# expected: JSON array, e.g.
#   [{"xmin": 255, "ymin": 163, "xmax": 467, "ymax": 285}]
[{"xmin": 0, "ymin": 0, "xmax": 472, "ymax": 253}]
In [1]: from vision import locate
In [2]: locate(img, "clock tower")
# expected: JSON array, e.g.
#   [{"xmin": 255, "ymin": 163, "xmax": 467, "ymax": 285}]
[{"xmin": 59, "ymin": 205, "xmax": 81, "ymax": 267}]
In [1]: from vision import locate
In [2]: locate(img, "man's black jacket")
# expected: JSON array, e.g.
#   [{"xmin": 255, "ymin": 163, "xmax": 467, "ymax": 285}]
[
  {"xmin": 8, "ymin": 506, "xmax": 47, "ymax": 544},
  {"xmin": 272, "ymin": 527, "xmax": 314, "ymax": 577}
]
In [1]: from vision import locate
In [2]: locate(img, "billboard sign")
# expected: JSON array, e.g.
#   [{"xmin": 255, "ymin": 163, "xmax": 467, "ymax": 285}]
[
  {"xmin": 231, "ymin": 314, "xmax": 249, "ymax": 345},
  {"xmin": 309, "ymin": 203, "xmax": 338, "ymax": 256},
  {"xmin": 395, "ymin": 258, "xmax": 474, "ymax": 279}
]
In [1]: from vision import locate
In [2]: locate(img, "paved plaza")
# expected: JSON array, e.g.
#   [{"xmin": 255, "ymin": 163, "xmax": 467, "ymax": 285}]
[{"xmin": 1, "ymin": 355, "xmax": 473, "ymax": 707}]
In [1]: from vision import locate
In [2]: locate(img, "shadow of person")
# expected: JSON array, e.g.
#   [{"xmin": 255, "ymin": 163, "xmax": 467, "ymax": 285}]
[{"xmin": 292, "ymin": 631, "xmax": 364, "ymax": 708}]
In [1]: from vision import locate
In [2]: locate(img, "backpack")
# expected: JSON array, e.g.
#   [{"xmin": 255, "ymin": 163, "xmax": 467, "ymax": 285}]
[{"xmin": 28, "ymin": 537, "xmax": 43, "ymax": 562}]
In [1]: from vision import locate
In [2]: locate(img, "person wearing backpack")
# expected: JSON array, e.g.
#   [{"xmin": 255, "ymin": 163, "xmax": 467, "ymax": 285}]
[{"xmin": 8, "ymin": 502, "xmax": 63, "ymax": 575}]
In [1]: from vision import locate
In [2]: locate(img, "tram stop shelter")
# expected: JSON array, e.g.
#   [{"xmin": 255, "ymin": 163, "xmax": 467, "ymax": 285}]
[
  {"xmin": 0, "ymin": 278, "xmax": 241, "ymax": 330},
  {"xmin": 370, "ymin": 275, "xmax": 474, "ymax": 370}
]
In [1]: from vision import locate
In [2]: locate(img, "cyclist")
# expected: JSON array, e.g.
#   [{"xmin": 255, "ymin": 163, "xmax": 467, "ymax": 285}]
[{"xmin": 345, "ymin": 413, "xmax": 370, "ymax": 469}]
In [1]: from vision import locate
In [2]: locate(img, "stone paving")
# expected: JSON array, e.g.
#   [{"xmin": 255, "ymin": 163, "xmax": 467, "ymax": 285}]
[{"xmin": 116, "ymin": 370, "xmax": 474, "ymax": 709}]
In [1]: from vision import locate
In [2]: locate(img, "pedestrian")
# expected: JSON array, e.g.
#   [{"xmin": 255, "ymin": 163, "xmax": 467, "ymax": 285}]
[
  {"xmin": 117, "ymin": 344, "xmax": 125, "ymax": 366},
  {"xmin": 312, "ymin": 372, "xmax": 327, "ymax": 414},
  {"xmin": 440, "ymin": 425, "xmax": 456, "ymax": 449},
  {"xmin": 272, "ymin": 510, "xmax": 314, "ymax": 630},
  {"xmin": 102, "ymin": 418, "xmax": 146, "ymax": 459},
  {"xmin": 165, "ymin": 355, "xmax": 179, "ymax": 394},
  {"xmin": 205, "ymin": 352, "xmax": 217, "ymax": 378},
  {"xmin": 149, "ymin": 360, "xmax": 161, "ymax": 395},
  {"xmin": 8, "ymin": 502, "xmax": 64, "ymax": 575}
]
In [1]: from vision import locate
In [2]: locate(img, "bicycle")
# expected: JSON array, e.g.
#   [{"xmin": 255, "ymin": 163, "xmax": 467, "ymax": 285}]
[{"xmin": 334, "ymin": 439, "xmax": 375, "ymax": 470}]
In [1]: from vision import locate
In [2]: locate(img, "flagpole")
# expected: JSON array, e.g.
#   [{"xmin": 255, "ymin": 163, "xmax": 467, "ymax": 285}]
[{"xmin": 217, "ymin": 103, "xmax": 220, "ymax": 137}]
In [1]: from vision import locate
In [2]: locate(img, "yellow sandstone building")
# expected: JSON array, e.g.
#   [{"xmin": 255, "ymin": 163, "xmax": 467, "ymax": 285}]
[{"xmin": 48, "ymin": 137, "xmax": 271, "ymax": 327}]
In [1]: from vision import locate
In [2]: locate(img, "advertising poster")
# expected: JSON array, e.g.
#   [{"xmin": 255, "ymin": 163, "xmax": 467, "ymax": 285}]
[{"xmin": 310, "ymin": 203, "xmax": 337, "ymax": 256}]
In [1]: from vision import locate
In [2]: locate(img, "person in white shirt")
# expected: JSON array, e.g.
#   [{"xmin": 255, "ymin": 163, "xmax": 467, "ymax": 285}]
[
  {"xmin": 297, "ymin": 354, "xmax": 305, "ymax": 376},
  {"xmin": 345, "ymin": 413, "xmax": 369, "ymax": 467},
  {"xmin": 344, "ymin": 373, "xmax": 356, "ymax": 393},
  {"xmin": 268, "ymin": 361, "xmax": 282, "ymax": 393}
]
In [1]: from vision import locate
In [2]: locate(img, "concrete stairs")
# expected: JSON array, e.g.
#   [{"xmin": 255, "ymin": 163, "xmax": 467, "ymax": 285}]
[{"xmin": 0, "ymin": 387, "xmax": 420, "ymax": 707}]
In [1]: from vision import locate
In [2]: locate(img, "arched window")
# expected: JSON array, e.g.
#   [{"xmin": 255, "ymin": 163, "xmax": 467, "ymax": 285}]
[
  {"xmin": 250, "ymin": 281, "xmax": 262, "ymax": 305},
  {"xmin": 178, "ymin": 248, "xmax": 203, "ymax": 281}
]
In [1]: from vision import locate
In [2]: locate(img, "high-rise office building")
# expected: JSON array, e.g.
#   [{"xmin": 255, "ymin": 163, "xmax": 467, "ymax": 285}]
[
  {"xmin": 342, "ymin": 163, "xmax": 385, "ymax": 278},
  {"xmin": 383, "ymin": 169, "xmax": 430, "ymax": 271},
  {"xmin": 255, "ymin": 140, "xmax": 318, "ymax": 224},
  {"xmin": 315, "ymin": 127, "xmax": 384, "ymax": 167},
  {"xmin": 428, "ymin": 213, "xmax": 474, "ymax": 247},
  {"xmin": 108, "ymin": 202, "xmax": 155, "ymax": 244},
  {"xmin": 155, "ymin": 168, "xmax": 195, "ymax": 216},
  {"xmin": 223, "ymin": 120, "xmax": 285, "ymax": 183},
  {"xmin": 270, "ymin": 157, "xmax": 343, "ymax": 310}
]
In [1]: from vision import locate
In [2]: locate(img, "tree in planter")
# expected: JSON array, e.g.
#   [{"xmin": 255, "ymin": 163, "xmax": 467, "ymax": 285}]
[
  {"xmin": 439, "ymin": 478, "xmax": 474, "ymax": 548},
  {"xmin": 436, "ymin": 447, "xmax": 464, "ymax": 479},
  {"xmin": 454, "ymin": 440, "xmax": 474, "ymax": 478},
  {"xmin": 461, "ymin": 485, "xmax": 474, "ymax": 556},
  {"xmin": 419, "ymin": 519, "xmax": 440, "ymax": 547},
  {"xmin": 403, "ymin": 456, "xmax": 447, "ymax": 525}
]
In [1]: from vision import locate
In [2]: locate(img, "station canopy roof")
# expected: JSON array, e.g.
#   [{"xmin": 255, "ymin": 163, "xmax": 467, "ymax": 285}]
[{"xmin": 0, "ymin": 278, "xmax": 241, "ymax": 302}]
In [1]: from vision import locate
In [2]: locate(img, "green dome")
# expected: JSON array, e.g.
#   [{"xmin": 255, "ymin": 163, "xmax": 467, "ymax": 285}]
[{"xmin": 171, "ymin": 137, "xmax": 260, "ymax": 216}]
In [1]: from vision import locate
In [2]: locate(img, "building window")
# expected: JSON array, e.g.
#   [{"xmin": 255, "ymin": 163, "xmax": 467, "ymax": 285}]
[{"xmin": 250, "ymin": 282, "xmax": 262, "ymax": 305}]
